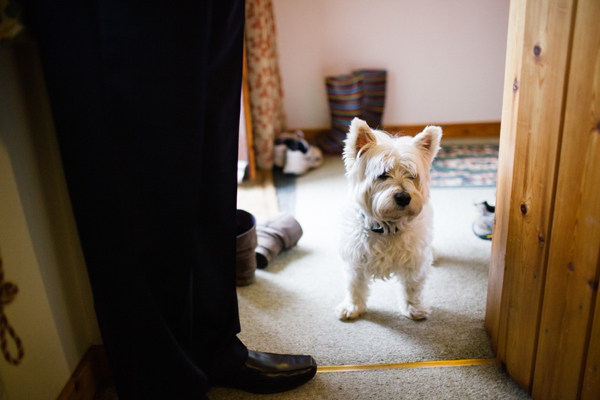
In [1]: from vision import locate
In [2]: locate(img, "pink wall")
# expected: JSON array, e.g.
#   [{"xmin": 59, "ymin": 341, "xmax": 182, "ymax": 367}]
[{"xmin": 272, "ymin": 0, "xmax": 510, "ymax": 128}]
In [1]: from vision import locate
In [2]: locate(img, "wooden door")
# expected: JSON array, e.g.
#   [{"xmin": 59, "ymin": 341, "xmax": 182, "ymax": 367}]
[{"xmin": 485, "ymin": 0, "xmax": 600, "ymax": 398}]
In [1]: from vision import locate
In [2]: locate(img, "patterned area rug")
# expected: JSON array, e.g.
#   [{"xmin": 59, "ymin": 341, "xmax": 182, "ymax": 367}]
[{"xmin": 431, "ymin": 144, "xmax": 499, "ymax": 188}]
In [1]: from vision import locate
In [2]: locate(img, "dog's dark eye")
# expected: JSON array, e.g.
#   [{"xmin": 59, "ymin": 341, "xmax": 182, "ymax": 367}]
[
  {"xmin": 407, "ymin": 174, "xmax": 416, "ymax": 180},
  {"xmin": 378, "ymin": 172, "xmax": 390, "ymax": 180}
]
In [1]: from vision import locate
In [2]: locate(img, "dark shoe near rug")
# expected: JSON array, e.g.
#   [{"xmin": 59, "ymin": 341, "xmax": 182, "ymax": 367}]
[
  {"xmin": 472, "ymin": 201, "xmax": 495, "ymax": 240},
  {"xmin": 236, "ymin": 209, "xmax": 258, "ymax": 286},
  {"xmin": 212, "ymin": 351, "xmax": 317, "ymax": 394},
  {"xmin": 255, "ymin": 212, "xmax": 303, "ymax": 269}
]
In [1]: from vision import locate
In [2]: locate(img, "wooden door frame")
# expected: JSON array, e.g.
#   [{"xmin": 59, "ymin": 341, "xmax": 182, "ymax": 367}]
[{"xmin": 485, "ymin": 0, "xmax": 600, "ymax": 398}]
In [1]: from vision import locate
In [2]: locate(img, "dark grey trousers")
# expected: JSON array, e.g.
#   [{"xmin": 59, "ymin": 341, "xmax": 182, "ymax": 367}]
[{"xmin": 23, "ymin": 1, "xmax": 247, "ymax": 398}]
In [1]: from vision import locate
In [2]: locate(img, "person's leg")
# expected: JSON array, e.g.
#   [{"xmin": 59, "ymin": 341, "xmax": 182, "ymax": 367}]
[
  {"xmin": 24, "ymin": 0, "xmax": 316, "ymax": 397},
  {"xmin": 188, "ymin": 0, "xmax": 249, "ymax": 379},
  {"xmin": 92, "ymin": 0, "xmax": 251, "ymax": 387},
  {"xmin": 23, "ymin": 0, "xmax": 245, "ymax": 398}
]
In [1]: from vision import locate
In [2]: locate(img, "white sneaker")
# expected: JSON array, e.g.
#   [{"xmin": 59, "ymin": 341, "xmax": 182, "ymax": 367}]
[
  {"xmin": 283, "ymin": 144, "xmax": 323, "ymax": 175},
  {"xmin": 273, "ymin": 143, "xmax": 287, "ymax": 168},
  {"xmin": 273, "ymin": 131, "xmax": 304, "ymax": 168}
]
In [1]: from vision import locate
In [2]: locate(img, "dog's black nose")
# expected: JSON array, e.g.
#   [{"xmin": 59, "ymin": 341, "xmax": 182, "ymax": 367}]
[{"xmin": 395, "ymin": 192, "xmax": 411, "ymax": 207}]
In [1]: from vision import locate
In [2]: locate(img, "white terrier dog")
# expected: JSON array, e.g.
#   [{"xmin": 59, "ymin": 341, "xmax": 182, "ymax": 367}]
[{"xmin": 336, "ymin": 118, "xmax": 442, "ymax": 321}]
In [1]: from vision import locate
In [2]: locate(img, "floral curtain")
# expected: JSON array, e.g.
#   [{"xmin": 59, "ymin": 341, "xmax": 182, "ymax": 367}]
[{"xmin": 245, "ymin": 0, "xmax": 286, "ymax": 170}]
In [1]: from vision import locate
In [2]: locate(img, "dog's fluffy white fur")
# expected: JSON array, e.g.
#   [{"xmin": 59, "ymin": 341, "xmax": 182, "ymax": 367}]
[{"xmin": 336, "ymin": 118, "xmax": 442, "ymax": 321}]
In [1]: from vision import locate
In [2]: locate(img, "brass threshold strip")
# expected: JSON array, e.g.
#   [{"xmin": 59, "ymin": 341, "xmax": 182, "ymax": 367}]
[{"xmin": 317, "ymin": 358, "xmax": 498, "ymax": 373}]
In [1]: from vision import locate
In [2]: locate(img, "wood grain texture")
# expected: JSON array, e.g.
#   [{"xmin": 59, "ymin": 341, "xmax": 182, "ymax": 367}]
[
  {"xmin": 495, "ymin": 0, "xmax": 576, "ymax": 392},
  {"xmin": 485, "ymin": 0, "xmax": 527, "ymax": 355},
  {"xmin": 56, "ymin": 346, "xmax": 111, "ymax": 400},
  {"xmin": 532, "ymin": 0, "xmax": 600, "ymax": 397}
]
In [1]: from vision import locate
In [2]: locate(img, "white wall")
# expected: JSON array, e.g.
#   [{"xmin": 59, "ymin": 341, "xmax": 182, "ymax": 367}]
[
  {"xmin": 273, "ymin": 0, "xmax": 510, "ymax": 128},
  {"xmin": 0, "ymin": 43, "xmax": 101, "ymax": 400}
]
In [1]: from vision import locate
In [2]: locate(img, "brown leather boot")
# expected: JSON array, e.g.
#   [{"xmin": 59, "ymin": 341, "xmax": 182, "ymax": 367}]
[
  {"xmin": 236, "ymin": 209, "xmax": 258, "ymax": 286},
  {"xmin": 255, "ymin": 212, "xmax": 303, "ymax": 269}
]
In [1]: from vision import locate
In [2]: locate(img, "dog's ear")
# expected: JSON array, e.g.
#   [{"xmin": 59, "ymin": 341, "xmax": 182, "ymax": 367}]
[
  {"xmin": 344, "ymin": 118, "xmax": 376, "ymax": 162},
  {"xmin": 412, "ymin": 126, "xmax": 442, "ymax": 163}
]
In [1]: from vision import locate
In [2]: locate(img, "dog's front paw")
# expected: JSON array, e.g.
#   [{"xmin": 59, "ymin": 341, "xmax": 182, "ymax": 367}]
[
  {"xmin": 335, "ymin": 301, "xmax": 366, "ymax": 321},
  {"xmin": 400, "ymin": 303, "xmax": 431, "ymax": 320}
]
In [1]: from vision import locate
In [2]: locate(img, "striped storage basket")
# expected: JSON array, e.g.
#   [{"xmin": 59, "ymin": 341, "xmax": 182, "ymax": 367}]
[{"xmin": 321, "ymin": 73, "xmax": 364, "ymax": 154}]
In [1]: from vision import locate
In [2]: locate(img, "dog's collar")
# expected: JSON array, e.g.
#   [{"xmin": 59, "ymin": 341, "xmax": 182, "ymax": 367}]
[
  {"xmin": 360, "ymin": 212, "xmax": 398, "ymax": 234},
  {"xmin": 371, "ymin": 225, "xmax": 393, "ymax": 234}
]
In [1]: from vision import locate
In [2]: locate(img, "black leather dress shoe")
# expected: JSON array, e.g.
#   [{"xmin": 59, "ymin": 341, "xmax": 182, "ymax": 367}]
[{"xmin": 214, "ymin": 350, "xmax": 317, "ymax": 394}]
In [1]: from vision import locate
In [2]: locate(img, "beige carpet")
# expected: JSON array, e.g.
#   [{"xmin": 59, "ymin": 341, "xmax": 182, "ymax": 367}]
[
  {"xmin": 211, "ymin": 155, "xmax": 530, "ymax": 399},
  {"xmin": 95, "ymin": 155, "xmax": 529, "ymax": 399},
  {"xmin": 237, "ymin": 169, "xmax": 279, "ymax": 221}
]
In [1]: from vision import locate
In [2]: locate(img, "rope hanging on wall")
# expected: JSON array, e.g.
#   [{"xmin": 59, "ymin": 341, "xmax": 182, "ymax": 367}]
[{"xmin": 0, "ymin": 255, "xmax": 24, "ymax": 365}]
